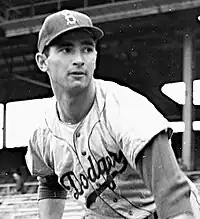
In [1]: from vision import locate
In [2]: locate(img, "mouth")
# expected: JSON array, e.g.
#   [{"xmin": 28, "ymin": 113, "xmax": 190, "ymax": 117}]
[{"xmin": 69, "ymin": 71, "xmax": 86, "ymax": 76}]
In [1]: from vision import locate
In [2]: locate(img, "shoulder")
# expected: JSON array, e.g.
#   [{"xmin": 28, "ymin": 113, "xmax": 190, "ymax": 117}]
[
  {"xmin": 96, "ymin": 79, "xmax": 158, "ymax": 116},
  {"xmin": 95, "ymin": 79, "xmax": 148, "ymax": 104},
  {"xmin": 96, "ymin": 79, "xmax": 171, "ymax": 138},
  {"xmin": 29, "ymin": 97, "xmax": 56, "ymax": 151},
  {"xmin": 29, "ymin": 122, "xmax": 50, "ymax": 149},
  {"xmin": 26, "ymin": 99, "xmax": 55, "ymax": 176}
]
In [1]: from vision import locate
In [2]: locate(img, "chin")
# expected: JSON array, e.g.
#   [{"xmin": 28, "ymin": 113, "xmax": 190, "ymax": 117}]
[{"xmin": 68, "ymin": 82, "xmax": 88, "ymax": 94}]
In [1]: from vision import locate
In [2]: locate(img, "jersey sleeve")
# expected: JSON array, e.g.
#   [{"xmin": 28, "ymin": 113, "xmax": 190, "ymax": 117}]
[
  {"xmin": 25, "ymin": 127, "xmax": 54, "ymax": 177},
  {"xmin": 136, "ymin": 132, "xmax": 194, "ymax": 219},
  {"xmin": 108, "ymin": 84, "xmax": 173, "ymax": 170}
]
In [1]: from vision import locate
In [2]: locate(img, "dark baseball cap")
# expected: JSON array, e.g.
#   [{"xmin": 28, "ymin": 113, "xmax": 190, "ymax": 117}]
[{"xmin": 37, "ymin": 9, "xmax": 104, "ymax": 53}]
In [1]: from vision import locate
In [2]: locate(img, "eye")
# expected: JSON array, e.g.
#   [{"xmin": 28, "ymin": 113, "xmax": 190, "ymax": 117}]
[
  {"xmin": 60, "ymin": 47, "xmax": 73, "ymax": 53},
  {"xmin": 83, "ymin": 47, "xmax": 94, "ymax": 53}
]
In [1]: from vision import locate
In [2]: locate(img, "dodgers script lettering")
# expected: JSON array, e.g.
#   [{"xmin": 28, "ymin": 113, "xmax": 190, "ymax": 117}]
[{"xmin": 60, "ymin": 150, "xmax": 128, "ymax": 202}]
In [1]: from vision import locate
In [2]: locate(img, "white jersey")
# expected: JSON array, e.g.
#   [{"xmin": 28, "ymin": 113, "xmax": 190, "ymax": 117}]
[{"xmin": 26, "ymin": 79, "xmax": 172, "ymax": 219}]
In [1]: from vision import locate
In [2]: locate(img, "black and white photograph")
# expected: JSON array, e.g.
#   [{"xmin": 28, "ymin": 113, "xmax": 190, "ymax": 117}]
[{"xmin": 0, "ymin": 0, "xmax": 200, "ymax": 218}]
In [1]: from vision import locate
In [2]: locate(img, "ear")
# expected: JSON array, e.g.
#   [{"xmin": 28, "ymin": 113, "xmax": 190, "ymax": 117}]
[{"xmin": 35, "ymin": 52, "xmax": 48, "ymax": 72}]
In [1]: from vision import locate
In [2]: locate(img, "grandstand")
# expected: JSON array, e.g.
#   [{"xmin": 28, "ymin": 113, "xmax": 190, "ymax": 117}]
[
  {"xmin": 0, "ymin": 163, "xmax": 85, "ymax": 218},
  {"xmin": 0, "ymin": 193, "xmax": 85, "ymax": 219},
  {"xmin": 1, "ymin": 0, "xmax": 200, "ymax": 218}
]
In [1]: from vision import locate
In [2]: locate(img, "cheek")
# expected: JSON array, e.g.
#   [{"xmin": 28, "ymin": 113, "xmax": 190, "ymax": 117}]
[
  {"xmin": 47, "ymin": 58, "xmax": 68, "ymax": 75},
  {"xmin": 46, "ymin": 59, "xmax": 62, "ymax": 81},
  {"xmin": 48, "ymin": 59, "xmax": 61, "ymax": 70},
  {"xmin": 88, "ymin": 55, "xmax": 97, "ymax": 70}
]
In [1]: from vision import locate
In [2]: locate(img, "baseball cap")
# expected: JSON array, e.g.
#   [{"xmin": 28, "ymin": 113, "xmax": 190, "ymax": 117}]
[{"xmin": 38, "ymin": 9, "xmax": 104, "ymax": 53}]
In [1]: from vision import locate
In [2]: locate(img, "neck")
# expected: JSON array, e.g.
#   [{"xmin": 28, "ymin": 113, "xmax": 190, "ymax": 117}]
[{"xmin": 53, "ymin": 80, "xmax": 96, "ymax": 124}]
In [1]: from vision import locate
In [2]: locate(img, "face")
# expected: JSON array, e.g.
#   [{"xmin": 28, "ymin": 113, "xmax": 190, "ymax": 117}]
[{"xmin": 36, "ymin": 30, "xmax": 97, "ymax": 93}]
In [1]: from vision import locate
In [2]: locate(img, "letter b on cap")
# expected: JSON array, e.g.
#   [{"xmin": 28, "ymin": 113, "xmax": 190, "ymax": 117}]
[{"xmin": 61, "ymin": 11, "xmax": 77, "ymax": 25}]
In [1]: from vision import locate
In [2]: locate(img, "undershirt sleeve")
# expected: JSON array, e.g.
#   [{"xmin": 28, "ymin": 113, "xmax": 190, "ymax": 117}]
[
  {"xmin": 136, "ymin": 131, "xmax": 194, "ymax": 219},
  {"xmin": 38, "ymin": 175, "xmax": 67, "ymax": 201}
]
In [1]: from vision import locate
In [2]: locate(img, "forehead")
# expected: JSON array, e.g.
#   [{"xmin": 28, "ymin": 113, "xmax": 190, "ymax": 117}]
[{"xmin": 50, "ymin": 29, "xmax": 96, "ymax": 46}]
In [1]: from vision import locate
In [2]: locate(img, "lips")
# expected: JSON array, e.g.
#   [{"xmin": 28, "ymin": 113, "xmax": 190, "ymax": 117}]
[{"xmin": 70, "ymin": 71, "xmax": 85, "ymax": 75}]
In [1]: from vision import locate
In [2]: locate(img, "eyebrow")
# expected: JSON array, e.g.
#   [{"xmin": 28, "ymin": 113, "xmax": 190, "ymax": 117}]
[
  {"xmin": 56, "ymin": 40, "xmax": 95, "ymax": 48},
  {"xmin": 81, "ymin": 40, "xmax": 96, "ymax": 47}
]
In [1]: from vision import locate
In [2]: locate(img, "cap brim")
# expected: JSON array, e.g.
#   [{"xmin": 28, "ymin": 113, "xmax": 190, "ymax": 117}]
[{"xmin": 46, "ymin": 25, "xmax": 104, "ymax": 47}]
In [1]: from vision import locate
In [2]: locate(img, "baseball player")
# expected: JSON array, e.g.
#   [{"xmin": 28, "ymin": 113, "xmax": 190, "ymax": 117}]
[{"xmin": 25, "ymin": 9, "xmax": 200, "ymax": 219}]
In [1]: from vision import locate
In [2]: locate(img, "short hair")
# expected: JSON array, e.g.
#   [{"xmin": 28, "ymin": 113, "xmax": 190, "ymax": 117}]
[{"xmin": 43, "ymin": 46, "xmax": 50, "ymax": 57}]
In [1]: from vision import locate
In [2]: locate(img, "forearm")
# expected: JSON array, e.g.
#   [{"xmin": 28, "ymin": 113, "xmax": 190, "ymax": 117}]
[
  {"xmin": 136, "ymin": 131, "xmax": 194, "ymax": 219},
  {"xmin": 171, "ymin": 214, "xmax": 194, "ymax": 219},
  {"xmin": 39, "ymin": 198, "xmax": 66, "ymax": 219},
  {"xmin": 37, "ymin": 175, "xmax": 67, "ymax": 219}
]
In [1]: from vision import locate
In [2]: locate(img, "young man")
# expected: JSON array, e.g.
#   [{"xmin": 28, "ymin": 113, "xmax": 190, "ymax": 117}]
[{"xmin": 26, "ymin": 9, "xmax": 200, "ymax": 219}]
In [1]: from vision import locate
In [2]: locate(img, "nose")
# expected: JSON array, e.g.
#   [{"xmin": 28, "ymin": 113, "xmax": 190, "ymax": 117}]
[{"xmin": 72, "ymin": 51, "xmax": 84, "ymax": 67}]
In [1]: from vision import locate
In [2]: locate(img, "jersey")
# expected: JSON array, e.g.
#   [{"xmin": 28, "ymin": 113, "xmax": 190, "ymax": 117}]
[{"xmin": 26, "ymin": 79, "xmax": 172, "ymax": 219}]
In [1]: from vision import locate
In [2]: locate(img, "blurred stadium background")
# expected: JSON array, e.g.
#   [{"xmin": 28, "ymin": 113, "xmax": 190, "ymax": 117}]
[{"xmin": 1, "ymin": 0, "xmax": 200, "ymax": 218}]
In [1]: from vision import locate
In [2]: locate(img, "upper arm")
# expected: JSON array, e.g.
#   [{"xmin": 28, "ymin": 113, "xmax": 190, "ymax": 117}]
[
  {"xmin": 25, "ymin": 128, "xmax": 54, "ymax": 176},
  {"xmin": 26, "ymin": 128, "xmax": 67, "ymax": 218},
  {"xmin": 111, "ymin": 87, "xmax": 172, "ymax": 169}
]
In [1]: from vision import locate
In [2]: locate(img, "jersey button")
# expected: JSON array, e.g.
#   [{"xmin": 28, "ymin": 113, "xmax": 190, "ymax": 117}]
[
  {"xmin": 128, "ymin": 210, "xmax": 133, "ymax": 215},
  {"xmin": 76, "ymin": 132, "xmax": 81, "ymax": 138},
  {"xmin": 96, "ymin": 182, "xmax": 101, "ymax": 187},
  {"xmin": 113, "ymin": 198, "xmax": 118, "ymax": 203},
  {"xmin": 82, "ymin": 151, "xmax": 86, "ymax": 156}
]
